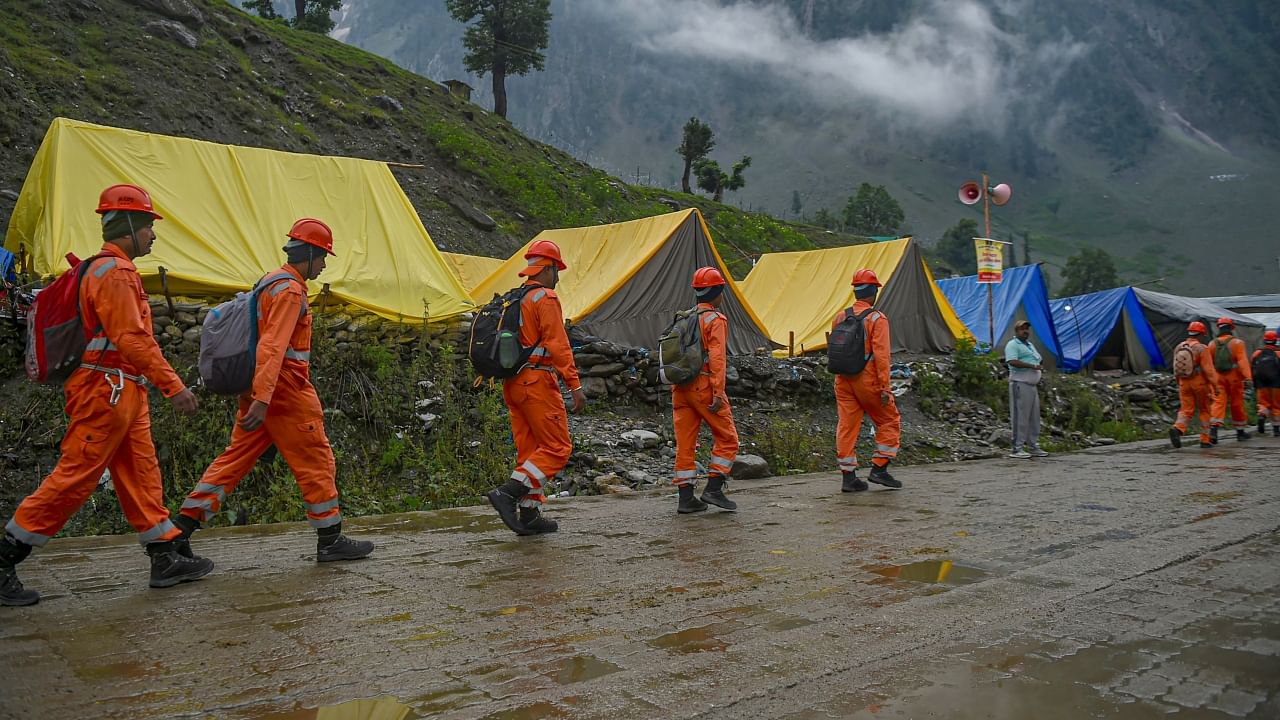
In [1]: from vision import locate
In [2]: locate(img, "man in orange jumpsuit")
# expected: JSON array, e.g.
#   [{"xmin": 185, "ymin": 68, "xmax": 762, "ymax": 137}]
[
  {"xmin": 833, "ymin": 269, "xmax": 902, "ymax": 492},
  {"xmin": 1208, "ymin": 317, "xmax": 1253, "ymax": 442},
  {"xmin": 487, "ymin": 240, "xmax": 587, "ymax": 535},
  {"xmin": 2, "ymin": 184, "xmax": 211, "ymax": 606},
  {"xmin": 1169, "ymin": 321, "xmax": 1220, "ymax": 449},
  {"xmin": 173, "ymin": 219, "xmax": 373, "ymax": 562},
  {"xmin": 672, "ymin": 267, "xmax": 739, "ymax": 514},
  {"xmin": 1251, "ymin": 330, "xmax": 1280, "ymax": 437}
]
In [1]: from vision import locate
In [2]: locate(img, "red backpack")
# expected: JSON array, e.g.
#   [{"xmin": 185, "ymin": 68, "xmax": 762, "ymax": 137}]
[{"xmin": 24, "ymin": 252, "xmax": 110, "ymax": 384}]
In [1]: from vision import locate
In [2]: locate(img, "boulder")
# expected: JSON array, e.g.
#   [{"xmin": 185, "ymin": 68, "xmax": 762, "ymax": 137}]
[
  {"xmin": 620, "ymin": 429, "xmax": 661, "ymax": 449},
  {"xmin": 581, "ymin": 376, "xmax": 608, "ymax": 399},
  {"xmin": 571, "ymin": 353, "xmax": 609, "ymax": 367},
  {"xmin": 622, "ymin": 469, "xmax": 653, "ymax": 486},
  {"xmin": 145, "ymin": 20, "xmax": 198, "ymax": 49},
  {"xmin": 585, "ymin": 362, "xmax": 625, "ymax": 377},
  {"xmin": 370, "ymin": 95, "xmax": 403, "ymax": 113},
  {"xmin": 128, "ymin": 0, "xmax": 204, "ymax": 26},
  {"xmin": 444, "ymin": 195, "xmax": 497, "ymax": 231},
  {"xmin": 730, "ymin": 454, "xmax": 771, "ymax": 479},
  {"xmin": 181, "ymin": 327, "xmax": 201, "ymax": 343}
]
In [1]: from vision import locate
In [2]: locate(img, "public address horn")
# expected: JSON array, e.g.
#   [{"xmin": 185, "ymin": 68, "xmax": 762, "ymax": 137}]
[{"xmin": 957, "ymin": 181, "xmax": 1013, "ymax": 206}]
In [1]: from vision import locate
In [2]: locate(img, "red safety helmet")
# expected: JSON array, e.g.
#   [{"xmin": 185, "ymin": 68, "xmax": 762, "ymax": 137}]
[
  {"xmin": 691, "ymin": 266, "xmax": 726, "ymax": 288},
  {"xmin": 523, "ymin": 239, "xmax": 567, "ymax": 270},
  {"xmin": 1187, "ymin": 321, "xmax": 1207, "ymax": 336},
  {"xmin": 1216, "ymin": 316, "xmax": 1234, "ymax": 329},
  {"xmin": 851, "ymin": 268, "xmax": 881, "ymax": 287},
  {"xmin": 1265, "ymin": 330, "xmax": 1278, "ymax": 344},
  {"xmin": 287, "ymin": 218, "xmax": 336, "ymax": 256},
  {"xmin": 96, "ymin": 183, "xmax": 162, "ymax": 220}
]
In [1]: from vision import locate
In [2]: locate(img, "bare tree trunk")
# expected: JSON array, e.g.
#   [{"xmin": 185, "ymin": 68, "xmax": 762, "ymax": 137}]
[
  {"xmin": 681, "ymin": 160, "xmax": 692, "ymax": 194},
  {"xmin": 713, "ymin": 184, "xmax": 724, "ymax": 203},
  {"xmin": 492, "ymin": 59, "xmax": 508, "ymax": 118},
  {"xmin": 294, "ymin": 0, "xmax": 306, "ymax": 23}
]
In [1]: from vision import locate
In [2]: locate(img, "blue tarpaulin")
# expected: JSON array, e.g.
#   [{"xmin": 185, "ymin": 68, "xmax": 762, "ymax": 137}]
[
  {"xmin": 936, "ymin": 264, "xmax": 1062, "ymax": 363},
  {"xmin": 1049, "ymin": 287, "xmax": 1164, "ymax": 373},
  {"xmin": 0, "ymin": 247, "xmax": 14, "ymax": 283}
]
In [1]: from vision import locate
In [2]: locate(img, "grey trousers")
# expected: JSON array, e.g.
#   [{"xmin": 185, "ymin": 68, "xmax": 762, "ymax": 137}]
[{"xmin": 1009, "ymin": 381, "xmax": 1041, "ymax": 451}]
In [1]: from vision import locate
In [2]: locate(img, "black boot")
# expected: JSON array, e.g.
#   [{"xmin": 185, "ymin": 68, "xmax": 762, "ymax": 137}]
[
  {"xmin": 1273, "ymin": 424, "xmax": 1279, "ymax": 438},
  {"xmin": 868, "ymin": 463, "xmax": 902, "ymax": 489},
  {"xmin": 518, "ymin": 506, "xmax": 558, "ymax": 534},
  {"xmin": 842, "ymin": 471, "xmax": 868, "ymax": 492},
  {"xmin": 701, "ymin": 474, "xmax": 737, "ymax": 511},
  {"xmin": 1259, "ymin": 416, "xmax": 1267, "ymax": 435},
  {"xmin": 677, "ymin": 484, "xmax": 707, "ymax": 514},
  {"xmin": 487, "ymin": 478, "xmax": 535, "ymax": 535},
  {"xmin": 0, "ymin": 534, "xmax": 39, "ymax": 607},
  {"xmin": 1168, "ymin": 427, "xmax": 1182, "ymax": 449},
  {"xmin": 173, "ymin": 514, "xmax": 200, "ymax": 559},
  {"xmin": 1210, "ymin": 425, "xmax": 1219, "ymax": 444},
  {"xmin": 1237, "ymin": 428, "xmax": 1251, "ymax": 442},
  {"xmin": 316, "ymin": 523, "xmax": 375, "ymax": 562},
  {"xmin": 146, "ymin": 541, "xmax": 214, "ymax": 588}
]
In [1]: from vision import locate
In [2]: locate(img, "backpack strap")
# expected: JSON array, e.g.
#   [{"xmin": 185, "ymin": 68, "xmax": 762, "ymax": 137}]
[
  {"xmin": 76, "ymin": 253, "xmax": 118, "ymax": 360},
  {"xmin": 248, "ymin": 272, "xmax": 308, "ymax": 350}
]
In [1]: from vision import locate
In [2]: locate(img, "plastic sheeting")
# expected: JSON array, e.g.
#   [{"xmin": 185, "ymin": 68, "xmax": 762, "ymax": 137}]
[
  {"xmin": 1199, "ymin": 294, "xmax": 1280, "ymax": 312},
  {"xmin": 442, "ymin": 252, "xmax": 504, "ymax": 300},
  {"xmin": 470, "ymin": 209, "xmax": 775, "ymax": 354},
  {"xmin": 1132, "ymin": 288, "xmax": 1264, "ymax": 363},
  {"xmin": 1050, "ymin": 288, "xmax": 1164, "ymax": 373},
  {"xmin": 937, "ymin": 264, "xmax": 1062, "ymax": 365},
  {"xmin": 5, "ymin": 118, "xmax": 474, "ymax": 321},
  {"xmin": 740, "ymin": 238, "xmax": 969, "ymax": 355}
]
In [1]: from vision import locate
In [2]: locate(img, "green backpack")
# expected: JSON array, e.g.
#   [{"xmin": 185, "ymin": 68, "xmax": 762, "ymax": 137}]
[
  {"xmin": 1213, "ymin": 338, "xmax": 1236, "ymax": 372},
  {"xmin": 657, "ymin": 307, "xmax": 711, "ymax": 385}
]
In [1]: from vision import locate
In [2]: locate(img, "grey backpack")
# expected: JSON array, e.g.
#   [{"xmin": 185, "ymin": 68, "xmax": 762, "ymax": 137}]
[
  {"xmin": 657, "ymin": 307, "xmax": 711, "ymax": 385},
  {"xmin": 199, "ymin": 273, "xmax": 305, "ymax": 395}
]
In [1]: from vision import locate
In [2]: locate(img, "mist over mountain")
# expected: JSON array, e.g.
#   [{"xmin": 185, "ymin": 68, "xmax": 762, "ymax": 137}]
[{"xmin": 329, "ymin": 0, "xmax": 1279, "ymax": 294}]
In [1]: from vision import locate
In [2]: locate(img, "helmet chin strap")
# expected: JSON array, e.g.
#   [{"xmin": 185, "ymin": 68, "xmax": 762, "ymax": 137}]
[{"xmin": 125, "ymin": 214, "xmax": 140, "ymax": 257}]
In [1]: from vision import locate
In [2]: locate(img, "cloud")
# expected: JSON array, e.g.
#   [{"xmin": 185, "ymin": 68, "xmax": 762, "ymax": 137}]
[{"xmin": 585, "ymin": 0, "xmax": 1086, "ymax": 128}]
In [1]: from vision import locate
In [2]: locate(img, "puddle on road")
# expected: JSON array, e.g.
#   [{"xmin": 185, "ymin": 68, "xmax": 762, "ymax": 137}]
[
  {"xmin": 542, "ymin": 654, "xmax": 622, "ymax": 685},
  {"xmin": 356, "ymin": 509, "xmax": 506, "ymax": 535},
  {"xmin": 478, "ymin": 701, "xmax": 570, "ymax": 719},
  {"xmin": 244, "ymin": 695, "xmax": 415, "ymax": 719},
  {"xmin": 865, "ymin": 560, "xmax": 987, "ymax": 585},
  {"xmin": 649, "ymin": 619, "xmax": 743, "ymax": 654}
]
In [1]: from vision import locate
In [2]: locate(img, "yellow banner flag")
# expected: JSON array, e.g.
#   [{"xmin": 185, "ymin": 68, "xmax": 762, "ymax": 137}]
[{"xmin": 974, "ymin": 238, "xmax": 1007, "ymax": 283}]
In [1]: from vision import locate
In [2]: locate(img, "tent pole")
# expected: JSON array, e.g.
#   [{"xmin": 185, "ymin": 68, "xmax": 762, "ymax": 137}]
[{"xmin": 987, "ymin": 283, "xmax": 994, "ymax": 350}]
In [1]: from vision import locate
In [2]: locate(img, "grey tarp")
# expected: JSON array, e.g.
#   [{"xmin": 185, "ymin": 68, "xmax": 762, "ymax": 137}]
[
  {"xmin": 471, "ymin": 209, "xmax": 776, "ymax": 355},
  {"xmin": 1133, "ymin": 288, "xmax": 1265, "ymax": 363},
  {"xmin": 876, "ymin": 241, "xmax": 961, "ymax": 354},
  {"xmin": 1199, "ymin": 294, "xmax": 1280, "ymax": 312},
  {"xmin": 574, "ymin": 217, "xmax": 775, "ymax": 354}
]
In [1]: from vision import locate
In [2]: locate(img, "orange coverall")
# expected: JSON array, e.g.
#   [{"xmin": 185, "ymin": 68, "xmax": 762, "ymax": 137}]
[
  {"xmin": 1252, "ymin": 346, "xmax": 1279, "ymax": 422},
  {"xmin": 1208, "ymin": 334, "xmax": 1252, "ymax": 429},
  {"xmin": 6, "ymin": 244, "xmax": 186, "ymax": 547},
  {"xmin": 833, "ymin": 301, "xmax": 900, "ymax": 473},
  {"xmin": 672, "ymin": 304, "xmax": 738, "ymax": 486},
  {"xmin": 1173, "ymin": 339, "xmax": 1219, "ymax": 444},
  {"xmin": 504, "ymin": 281, "xmax": 581, "ymax": 508},
  {"xmin": 181, "ymin": 266, "xmax": 342, "ymax": 529}
]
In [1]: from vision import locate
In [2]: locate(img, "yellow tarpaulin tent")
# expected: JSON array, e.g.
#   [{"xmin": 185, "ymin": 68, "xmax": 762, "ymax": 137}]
[
  {"xmin": 5, "ymin": 118, "xmax": 473, "ymax": 321},
  {"xmin": 471, "ymin": 209, "xmax": 775, "ymax": 354},
  {"xmin": 442, "ymin": 252, "xmax": 504, "ymax": 300},
  {"xmin": 740, "ymin": 238, "xmax": 970, "ymax": 354}
]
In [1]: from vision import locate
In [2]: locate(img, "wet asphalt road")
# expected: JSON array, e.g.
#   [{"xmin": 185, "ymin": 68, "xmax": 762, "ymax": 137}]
[{"xmin": 1, "ymin": 437, "xmax": 1278, "ymax": 719}]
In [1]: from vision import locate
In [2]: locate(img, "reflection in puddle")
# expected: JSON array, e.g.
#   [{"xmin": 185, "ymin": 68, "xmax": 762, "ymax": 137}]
[
  {"xmin": 650, "ymin": 618, "xmax": 744, "ymax": 653},
  {"xmin": 246, "ymin": 696, "xmax": 414, "ymax": 719},
  {"xmin": 543, "ymin": 654, "xmax": 622, "ymax": 684},
  {"xmin": 865, "ymin": 560, "xmax": 987, "ymax": 585}
]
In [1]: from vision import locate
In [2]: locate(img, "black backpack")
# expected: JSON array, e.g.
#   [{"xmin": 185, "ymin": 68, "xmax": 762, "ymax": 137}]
[
  {"xmin": 469, "ymin": 286, "xmax": 537, "ymax": 379},
  {"xmin": 827, "ymin": 307, "xmax": 876, "ymax": 375},
  {"xmin": 1254, "ymin": 347, "xmax": 1280, "ymax": 388}
]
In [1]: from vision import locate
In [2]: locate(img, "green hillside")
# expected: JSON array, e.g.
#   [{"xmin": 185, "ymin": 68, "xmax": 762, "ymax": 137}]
[{"xmin": 0, "ymin": 0, "xmax": 852, "ymax": 280}]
